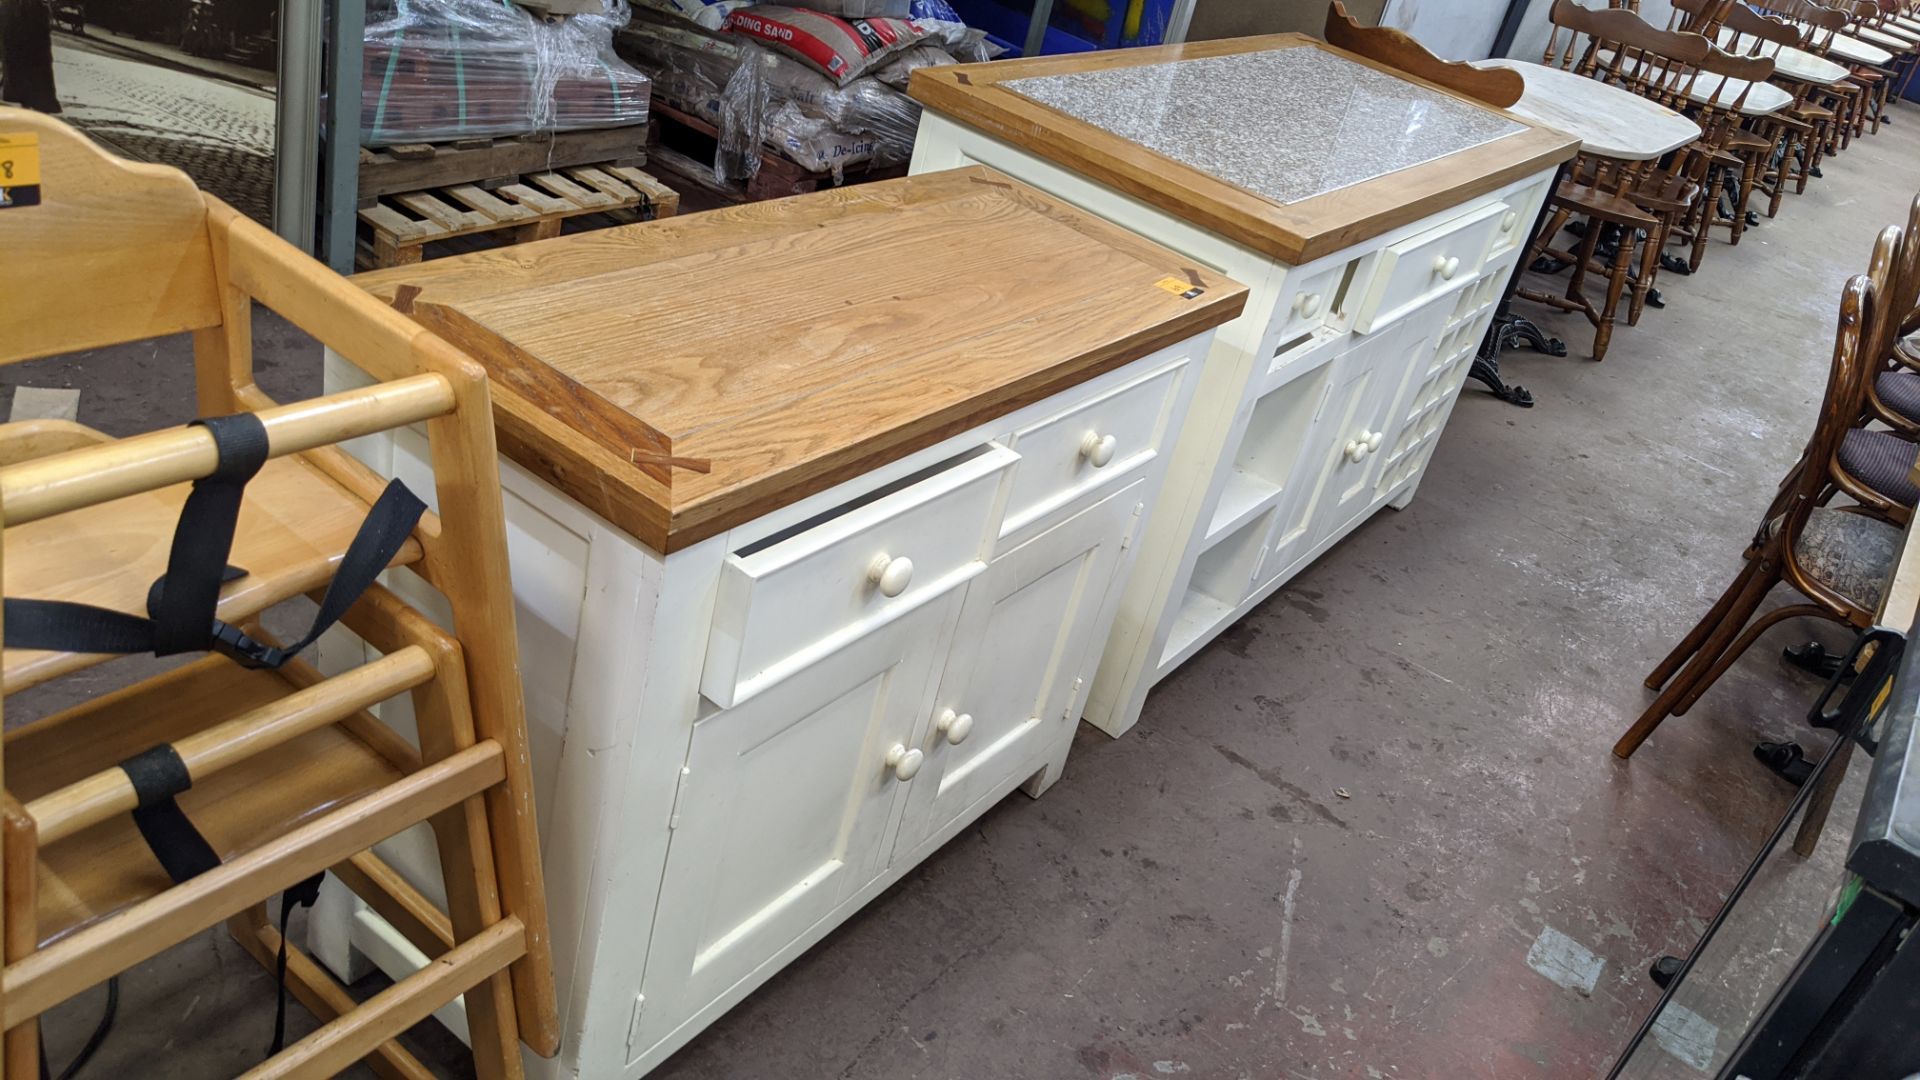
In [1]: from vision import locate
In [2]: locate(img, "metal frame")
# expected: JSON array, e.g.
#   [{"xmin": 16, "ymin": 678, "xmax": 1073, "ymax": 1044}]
[{"xmin": 322, "ymin": 0, "xmax": 364, "ymax": 272}]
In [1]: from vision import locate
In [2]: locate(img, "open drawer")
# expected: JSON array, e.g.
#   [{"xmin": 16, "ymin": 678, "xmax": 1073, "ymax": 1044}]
[{"xmin": 702, "ymin": 444, "xmax": 1018, "ymax": 708}]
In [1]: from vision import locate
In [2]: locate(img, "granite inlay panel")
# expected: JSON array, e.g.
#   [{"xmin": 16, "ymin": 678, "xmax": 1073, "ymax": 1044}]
[{"xmin": 1006, "ymin": 48, "xmax": 1526, "ymax": 206}]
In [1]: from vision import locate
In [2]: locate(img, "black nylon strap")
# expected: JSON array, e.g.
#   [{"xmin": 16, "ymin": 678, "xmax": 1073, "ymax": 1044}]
[
  {"xmin": 119, "ymin": 745, "xmax": 220, "ymax": 884},
  {"xmin": 151, "ymin": 414, "xmax": 269, "ymax": 655},
  {"xmin": 269, "ymin": 872, "xmax": 327, "ymax": 1055}
]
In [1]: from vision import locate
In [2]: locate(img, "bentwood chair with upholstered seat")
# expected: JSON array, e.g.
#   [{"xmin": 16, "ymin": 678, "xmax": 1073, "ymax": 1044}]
[
  {"xmin": 0, "ymin": 107, "xmax": 557, "ymax": 1078},
  {"xmin": 1616, "ymin": 230, "xmax": 1904, "ymax": 758}
]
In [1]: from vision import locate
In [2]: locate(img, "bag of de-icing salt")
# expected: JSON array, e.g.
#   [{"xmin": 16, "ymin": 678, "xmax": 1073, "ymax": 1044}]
[{"xmin": 723, "ymin": 5, "xmax": 931, "ymax": 85}]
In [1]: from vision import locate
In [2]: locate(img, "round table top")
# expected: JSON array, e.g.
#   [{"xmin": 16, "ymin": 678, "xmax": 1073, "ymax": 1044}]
[
  {"xmin": 1472, "ymin": 58, "xmax": 1702, "ymax": 161},
  {"xmin": 1720, "ymin": 29, "xmax": 1850, "ymax": 84}
]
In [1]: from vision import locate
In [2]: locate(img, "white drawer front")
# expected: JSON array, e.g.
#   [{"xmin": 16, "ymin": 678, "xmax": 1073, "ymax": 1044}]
[
  {"xmin": 703, "ymin": 445, "xmax": 1017, "ymax": 707},
  {"xmin": 1268, "ymin": 258, "xmax": 1348, "ymax": 346},
  {"xmin": 1000, "ymin": 360, "xmax": 1185, "ymax": 537},
  {"xmin": 1351, "ymin": 204, "xmax": 1506, "ymax": 334}
]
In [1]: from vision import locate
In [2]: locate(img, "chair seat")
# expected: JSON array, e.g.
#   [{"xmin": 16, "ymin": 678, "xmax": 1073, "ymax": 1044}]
[
  {"xmin": 1838, "ymin": 427, "xmax": 1920, "ymax": 507},
  {"xmin": 1878, "ymin": 369, "xmax": 1920, "ymax": 424},
  {"xmin": 1793, "ymin": 506, "xmax": 1903, "ymax": 611},
  {"xmin": 6, "ymin": 657, "xmax": 409, "ymax": 946},
  {"xmin": 1552, "ymin": 180, "xmax": 1659, "ymax": 229},
  {"xmin": 1631, "ymin": 169, "xmax": 1701, "ymax": 213},
  {"xmin": 1725, "ymin": 129, "xmax": 1773, "ymax": 153},
  {"xmin": 1793, "ymin": 103, "xmax": 1837, "ymax": 122},
  {"xmin": 1, "ymin": 428, "xmax": 424, "ymax": 693}
]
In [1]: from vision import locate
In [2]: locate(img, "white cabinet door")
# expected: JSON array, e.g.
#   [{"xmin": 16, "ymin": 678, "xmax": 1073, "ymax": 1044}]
[
  {"xmin": 898, "ymin": 479, "xmax": 1144, "ymax": 857},
  {"xmin": 1288, "ymin": 321, "xmax": 1423, "ymax": 558},
  {"xmin": 638, "ymin": 588, "xmax": 963, "ymax": 1035}
]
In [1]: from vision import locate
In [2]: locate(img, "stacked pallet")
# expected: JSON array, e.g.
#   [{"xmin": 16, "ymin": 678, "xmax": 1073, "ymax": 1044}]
[{"xmin": 358, "ymin": 164, "xmax": 679, "ymax": 268}]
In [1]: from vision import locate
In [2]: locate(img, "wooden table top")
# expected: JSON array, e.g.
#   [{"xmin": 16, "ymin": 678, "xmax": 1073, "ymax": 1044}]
[
  {"xmin": 909, "ymin": 36, "xmax": 1578, "ymax": 266},
  {"xmin": 1473, "ymin": 59, "xmax": 1701, "ymax": 161},
  {"xmin": 354, "ymin": 167, "xmax": 1248, "ymax": 553}
]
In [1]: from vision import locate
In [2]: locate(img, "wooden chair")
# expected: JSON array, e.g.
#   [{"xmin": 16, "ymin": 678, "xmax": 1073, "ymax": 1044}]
[
  {"xmin": 1322, "ymin": 1, "xmax": 1524, "ymax": 106},
  {"xmin": 0, "ymin": 107, "xmax": 557, "ymax": 1078},
  {"xmin": 1718, "ymin": 1, "xmax": 1825, "ymax": 220},
  {"xmin": 1616, "ymin": 227, "xmax": 1903, "ymax": 758},
  {"xmin": 1666, "ymin": 43, "xmax": 1778, "ymax": 271},
  {"xmin": 1519, "ymin": 0, "xmax": 1709, "ymax": 358}
]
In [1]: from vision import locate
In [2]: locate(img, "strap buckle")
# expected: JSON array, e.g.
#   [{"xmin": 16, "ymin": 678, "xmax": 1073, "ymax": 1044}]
[{"xmin": 208, "ymin": 620, "xmax": 287, "ymax": 670}]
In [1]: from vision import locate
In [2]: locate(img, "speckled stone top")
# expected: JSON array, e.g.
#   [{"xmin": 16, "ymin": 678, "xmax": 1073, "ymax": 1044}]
[{"xmin": 1006, "ymin": 48, "xmax": 1526, "ymax": 206}]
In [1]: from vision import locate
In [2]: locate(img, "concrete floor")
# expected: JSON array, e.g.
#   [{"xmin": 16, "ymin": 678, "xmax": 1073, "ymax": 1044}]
[{"xmin": 14, "ymin": 109, "xmax": 1920, "ymax": 1079}]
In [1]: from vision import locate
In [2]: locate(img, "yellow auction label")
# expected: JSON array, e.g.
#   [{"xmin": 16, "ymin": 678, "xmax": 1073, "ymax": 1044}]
[
  {"xmin": 0, "ymin": 133, "xmax": 41, "ymax": 187},
  {"xmin": 1154, "ymin": 276, "xmax": 1205, "ymax": 300}
]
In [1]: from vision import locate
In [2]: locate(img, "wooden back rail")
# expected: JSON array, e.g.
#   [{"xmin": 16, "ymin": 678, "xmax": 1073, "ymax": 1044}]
[
  {"xmin": 23, "ymin": 647, "xmax": 435, "ymax": 847},
  {"xmin": 1662, "ymin": 0, "xmax": 1740, "ymax": 35},
  {"xmin": 1321, "ymin": 1, "xmax": 1525, "ymax": 106},
  {"xmin": 0, "ymin": 106, "xmax": 558, "ymax": 1055},
  {"xmin": 0, "ymin": 376, "xmax": 451, "ymax": 527},
  {"xmin": 1547, "ymin": 0, "xmax": 1713, "ymax": 114}
]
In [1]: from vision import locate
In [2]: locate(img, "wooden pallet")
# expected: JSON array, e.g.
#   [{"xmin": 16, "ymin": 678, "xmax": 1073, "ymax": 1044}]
[
  {"xmin": 356, "ymin": 165, "xmax": 679, "ymax": 269},
  {"xmin": 358, "ymin": 125, "xmax": 651, "ymax": 199},
  {"xmin": 645, "ymin": 100, "xmax": 907, "ymax": 204}
]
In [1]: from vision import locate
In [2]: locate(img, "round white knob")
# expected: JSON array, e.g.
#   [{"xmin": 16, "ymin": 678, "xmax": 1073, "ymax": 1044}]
[
  {"xmin": 1294, "ymin": 292, "xmax": 1323, "ymax": 318},
  {"xmin": 1433, "ymin": 255, "xmax": 1460, "ymax": 280},
  {"xmin": 1501, "ymin": 211, "xmax": 1518, "ymax": 232},
  {"xmin": 1345, "ymin": 439, "xmax": 1367, "ymax": 463},
  {"xmin": 884, "ymin": 744, "xmax": 924, "ymax": 781},
  {"xmin": 1079, "ymin": 432, "xmax": 1118, "ymax": 468},
  {"xmin": 866, "ymin": 554, "xmax": 913, "ymax": 597},
  {"xmin": 937, "ymin": 708, "xmax": 974, "ymax": 745},
  {"xmin": 1366, "ymin": 430, "xmax": 1384, "ymax": 452}
]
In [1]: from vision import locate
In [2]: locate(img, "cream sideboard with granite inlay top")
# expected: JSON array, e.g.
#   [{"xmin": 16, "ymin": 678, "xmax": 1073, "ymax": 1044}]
[
  {"xmin": 302, "ymin": 169, "xmax": 1246, "ymax": 1078},
  {"xmin": 910, "ymin": 35, "xmax": 1579, "ymax": 737}
]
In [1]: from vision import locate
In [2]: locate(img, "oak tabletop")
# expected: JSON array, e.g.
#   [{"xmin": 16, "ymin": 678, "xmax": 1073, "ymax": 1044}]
[
  {"xmin": 355, "ymin": 167, "xmax": 1248, "ymax": 553},
  {"xmin": 909, "ymin": 35, "xmax": 1579, "ymax": 265}
]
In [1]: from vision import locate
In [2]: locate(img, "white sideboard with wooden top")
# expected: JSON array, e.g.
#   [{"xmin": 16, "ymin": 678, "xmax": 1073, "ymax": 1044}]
[
  {"xmin": 908, "ymin": 36, "xmax": 1580, "ymax": 736},
  {"xmin": 307, "ymin": 169, "xmax": 1246, "ymax": 1078}
]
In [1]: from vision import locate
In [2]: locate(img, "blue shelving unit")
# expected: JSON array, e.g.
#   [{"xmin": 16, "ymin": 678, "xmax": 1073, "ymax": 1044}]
[{"xmin": 947, "ymin": 0, "xmax": 1176, "ymax": 56}]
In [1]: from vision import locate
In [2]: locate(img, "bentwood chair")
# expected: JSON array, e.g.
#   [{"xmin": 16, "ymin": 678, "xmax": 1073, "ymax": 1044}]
[
  {"xmin": 0, "ymin": 108, "xmax": 557, "ymax": 1078},
  {"xmin": 1322, "ymin": 1, "xmax": 1524, "ymax": 106},
  {"xmin": 1616, "ymin": 229, "xmax": 1903, "ymax": 758}
]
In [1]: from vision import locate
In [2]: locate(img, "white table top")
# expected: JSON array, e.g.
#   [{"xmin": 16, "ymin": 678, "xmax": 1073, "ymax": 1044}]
[
  {"xmin": 1869, "ymin": 21, "xmax": 1920, "ymax": 43},
  {"xmin": 1596, "ymin": 48, "xmax": 1792, "ymax": 115},
  {"xmin": 1472, "ymin": 59, "xmax": 1701, "ymax": 161},
  {"xmin": 1826, "ymin": 31, "xmax": 1895, "ymax": 65},
  {"xmin": 1853, "ymin": 24, "xmax": 1915, "ymax": 51},
  {"xmin": 1716, "ymin": 29, "xmax": 1851, "ymax": 85}
]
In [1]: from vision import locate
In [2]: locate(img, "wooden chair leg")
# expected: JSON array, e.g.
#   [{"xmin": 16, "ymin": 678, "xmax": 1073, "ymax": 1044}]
[
  {"xmin": 1627, "ymin": 220, "xmax": 1660, "ymax": 329},
  {"xmin": 1673, "ymin": 603, "xmax": 1833, "ymax": 716},
  {"xmin": 1689, "ymin": 182, "xmax": 1713, "ymax": 271},
  {"xmin": 1732, "ymin": 155, "xmax": 1759, "ymax": 246},
  {"xmin": 1594, "ymin": 226, "xmax": 1635, "ymax": 361},
  {"xmin": 1646, "ymin": 555, "xmax": 1766, "ymax": 691},
  {"xmin": 1616, "ymin": 562, "xmax": 1778, "ymax": 758},
  {"xmin": 1773, "ymin": 129, "xmax": 1796, "ymax": 214}
]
